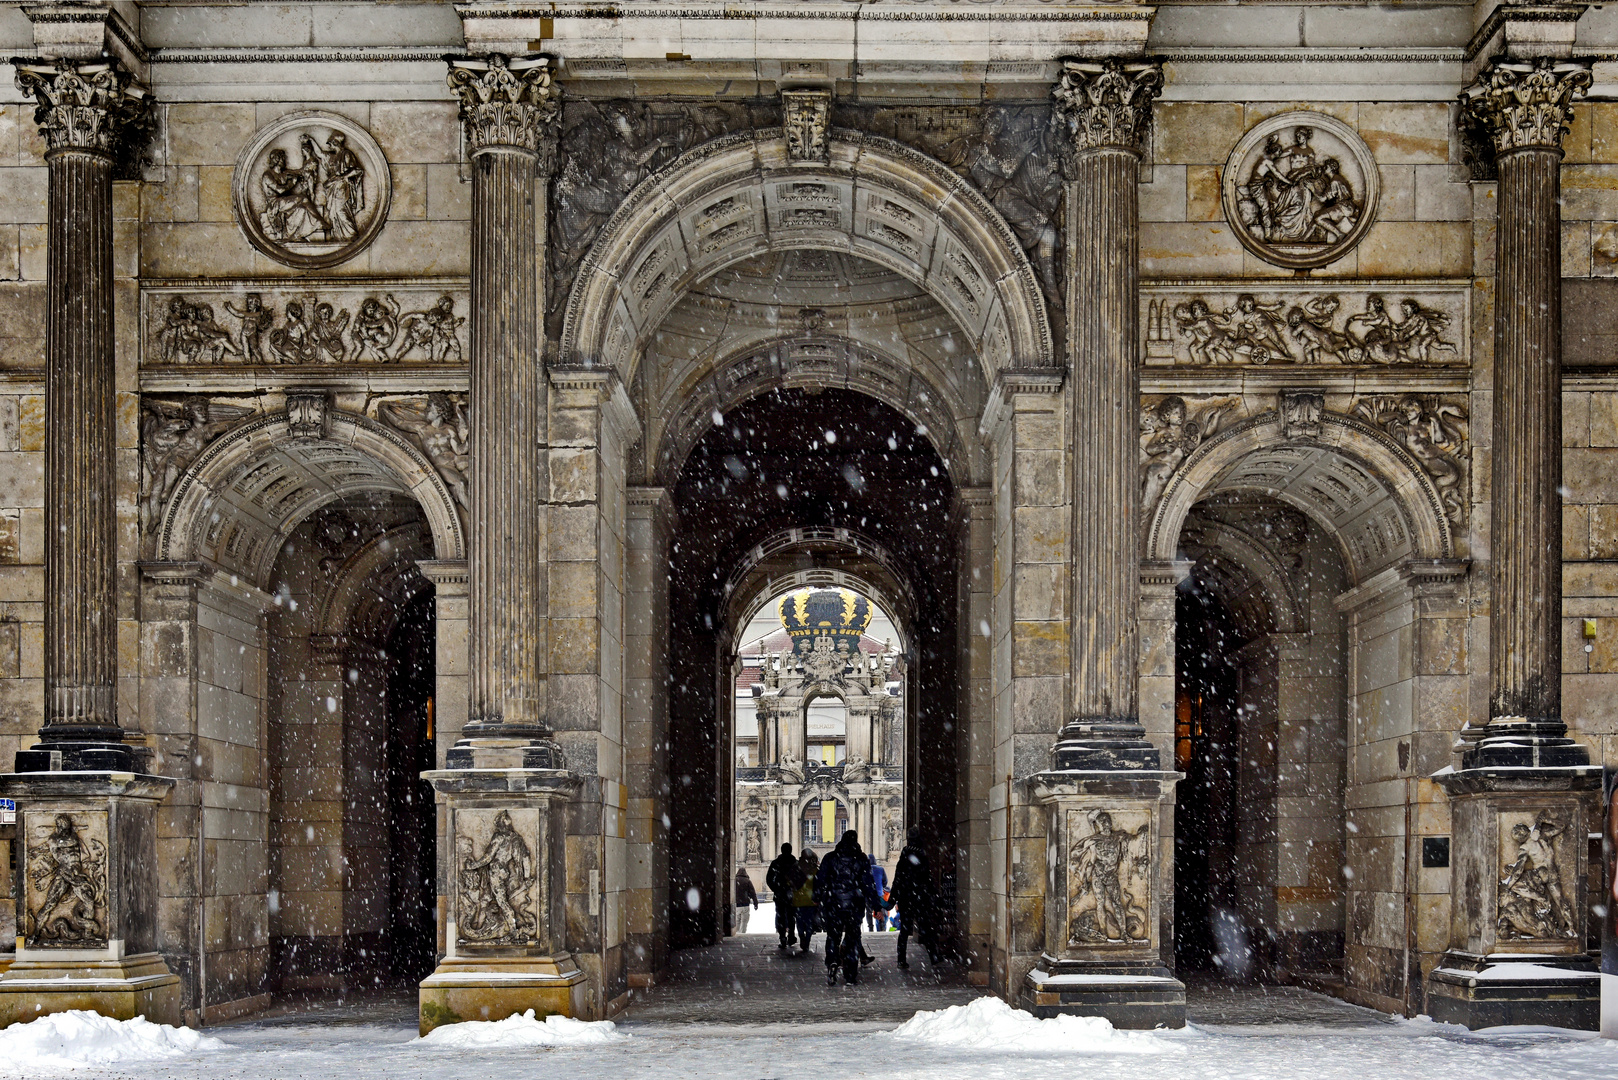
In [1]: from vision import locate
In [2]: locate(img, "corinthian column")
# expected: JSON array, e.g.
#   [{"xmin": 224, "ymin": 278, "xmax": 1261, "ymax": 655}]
[
  {"xmin": 1461, "ymin": 59, "xmax": 1590, "ymax": 769},
  {"xmin": 1050, "ymin": 59, "xmax": 1163, "ymax": 771},
  {"xmin": 12, "ymin": 59, "xmax": 148, "ymax": 773},
  {"xmin": 444, "ymin": 53, "xmax": 562, "ymax": 767}
]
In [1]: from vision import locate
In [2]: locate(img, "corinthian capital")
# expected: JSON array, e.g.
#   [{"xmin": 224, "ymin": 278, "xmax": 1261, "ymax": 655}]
[
  {"xmin": 12, "ymin": 57, "xmax": 150, "ymax": 157},
  {"xmin": 1051, "ymin": 58, "xmax": 1163, "ymax": 157},
  {"xmin": 446, "ymin": 53, "xmax": 561, "ymax": 158},
  {"xmin": 1462, "ymin": 58, "xmax": 1592, "ymax": 156}
]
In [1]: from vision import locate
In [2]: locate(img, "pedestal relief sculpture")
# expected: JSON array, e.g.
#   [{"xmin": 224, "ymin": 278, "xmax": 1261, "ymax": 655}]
[
  {"xmin": 1023, "ymin": 58, "xmax": 1185, "ymax": 1030},
  {"xmin": 233, "ymin": 111, "xmax": 391, "ymax": 269},
  {"xmin": 420, "ymin": 51, "xmax": 585, "ymax": 1033},
  {"xmin": 1428, "ymin": 57, "xmax": 1602, "ymax": 1032},
  {"xmin": 1223, "ymin": 112, "xmax": 1379, "ymax": 270}
]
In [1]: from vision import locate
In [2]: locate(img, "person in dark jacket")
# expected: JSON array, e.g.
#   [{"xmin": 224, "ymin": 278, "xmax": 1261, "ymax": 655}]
[
  {"xmin": 887, "ymin": 826, "xmax": 940, "ymax": 968},
  {"xmin": 764, "ymin": 843, "xmax": 804, "ymax": 950},
  {"xmin": 814, "ymin": 831, "xmax": 884, "ymax": 985},
  {"xmin": 733, "ymin": 867, "xmax": 758, "ymax": 935},
  {"xmin": 867, "ymin": 854, "xmax": 889, "ymax": 932},
  {"xmin": 792, "ymin": 849, "xmax": 821, "ymax": 956}
]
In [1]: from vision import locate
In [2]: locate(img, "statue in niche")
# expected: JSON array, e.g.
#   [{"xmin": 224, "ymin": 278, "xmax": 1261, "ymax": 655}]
[
  {"xmin": 458, "ymin": 810, "xmax": 537, "ymax": 943},
  {"xmin": 140, "ymin": 397, "xmax": 254, "ymax": 534},
  {"xmin": 1353, "ymin": 394, "xmax": 1466, "ymax": 524},
  {"xmin": 28, "ymin": 813, "xmax": 107, "ymax": 946},
  {"xmin": 379, "ymin": 393, "xmax": 471, "ymax": 509},
  {"xmin": 745, "ymin": 820, "xmax": 764, "ymax": 863},
  {"xmin": 1139, "ymin": 395, "xmax": 1238, "ymax": 512},
  {"xmin": 1068, "ymin": 810, "xmax": 1151, "ymax": 945},
  {"xmin": 1498, "ymin": 811, "xmax": 1576, "ymax": 940}
]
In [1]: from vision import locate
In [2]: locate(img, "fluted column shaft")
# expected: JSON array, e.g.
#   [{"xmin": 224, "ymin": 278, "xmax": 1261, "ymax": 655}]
[
  {"xmin": 448, "ymin": 54, "xmax": 559, "ymax": 740},
  {"xmin": 1461, "ymin": 59, "xmax": 1590, "ymax": 768},
  {"xmin": 12, "ymin": 60, "xmax": 147, "ymax": 765},
  {"xmin": 1049, "ymin": 59, "xmax": 1163, "ymax": 771}
]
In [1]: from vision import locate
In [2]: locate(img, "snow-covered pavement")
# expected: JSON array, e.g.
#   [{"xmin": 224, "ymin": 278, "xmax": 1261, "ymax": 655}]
[{"xmin": 3, "ymin": 998, "xmax": 1615, "ymax": 1080}]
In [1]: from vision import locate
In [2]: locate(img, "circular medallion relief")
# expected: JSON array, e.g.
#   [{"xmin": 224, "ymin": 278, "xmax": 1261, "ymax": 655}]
[
  {"xmin": 1222, "ymin": 112, "xmax": 1379, "ymax": 271},
  {"xmin": 232, "ymin": 111, "xmax": 391, "ymax": 270}
]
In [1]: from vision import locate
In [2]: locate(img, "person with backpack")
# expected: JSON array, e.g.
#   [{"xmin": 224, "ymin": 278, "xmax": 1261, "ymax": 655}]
[
  {"xmin": 733, "ymin": 866, "xmax": 758, "ymax": 934},
  {"xmin": 814, "ymin": 831, "xmax": 884, "ymax": 985},
  {"xmin": 764, "ymin": 843, "xmax": 804, "ymax": 950}
]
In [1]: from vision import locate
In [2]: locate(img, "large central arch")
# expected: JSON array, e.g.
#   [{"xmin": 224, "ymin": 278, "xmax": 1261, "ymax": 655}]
[{"xmin": 560, "ymin": 129, "xmax": 1056, "ymax": 382}]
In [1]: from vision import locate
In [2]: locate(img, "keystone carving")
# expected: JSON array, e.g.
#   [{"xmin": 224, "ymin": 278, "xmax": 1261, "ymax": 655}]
[
  {"xmin": 446, "ymin": 53, "xmax": 561, "ymax": 157},
  {"xmin": 12, "ymin": 57, "xmax": 150, "ymax": 158},
  {"xmin": 1050, "ymin": 59, "xmax": 1163, "ymax": 157},
  {"xmin": 782, "ymin": 89, "xmax": 831, "ymax": 163}
]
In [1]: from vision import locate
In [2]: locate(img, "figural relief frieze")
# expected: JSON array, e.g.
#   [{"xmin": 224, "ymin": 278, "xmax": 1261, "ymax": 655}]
[
  {"xmin": 232, "ymin": 111, "xmax": 391, "ymax": 270},
  {"xmin": 142, "ymin": 284, "xmax": 468, "ymax": 367},
  {"xmin": 1497, "ymin": 809, "xmax": 1577, "ymax": 941},
  {"xmin": 1352, "ymin": 394, "xmax": 1467, "ymax": 525},
  {"xmin": 1067, "ymin": 809, "xmax": 1152, "ymax": 946},
  {"xmin": 1143, "ymin": 283, "xmax": 1467, "ymax": 368},
  {"xmin": 1223, "ymin": 113, "xmax": 1379, "ymax": 270},
  {"xmin": 25, "ymin": 810, "xmax": 109, "ymax": 948},
  {"xmin": 379, "ymin": 394, "xmax": 471, "ymax": 509},
  {"xmin": 456, "ymin": 808, "xmax": 541, "ymax": 945}
]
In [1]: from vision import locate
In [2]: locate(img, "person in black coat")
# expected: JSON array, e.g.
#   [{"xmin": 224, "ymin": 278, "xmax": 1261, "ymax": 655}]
[
  {"xmin": 887, "ymin": 826, "xmax": 940, "ymax": 968},
  {"xmin": 764, "ymin": 842, "xmax": 804, "ymax": 950},
  {"xmin": 814, "ymin": 830, "xmax": 883, "ymax": 985}
]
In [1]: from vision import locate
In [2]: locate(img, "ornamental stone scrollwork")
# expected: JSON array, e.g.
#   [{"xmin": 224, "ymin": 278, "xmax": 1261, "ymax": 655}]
[
  {"xmin": 1066, "ymin": 809, "xmax": 1152, "ymax": 946},
  {"xmin": 782, "ymin": 88, "xmax": 831, "ymax": 164},
  {"xmin": 456, "ymin": 808, "xmax": 540, "ymax": 945},
  {"xmin": 1279, "ymin": 389, "xmax": 1325, "ymax": 440},
  {"xmin": 378, "ymin": 393, "xmax": 471, "ymax": 510},
  {"xmin": 25, "ymin": 811, "xmax": 109, "ymax": 948},
  {"xmin": 285, "ymin": 389, "xmax": 330, "ymax": 442},
  {"xmin": 1223, "ymin": 112, "xmax": 1379, "ymax": 270},
  {"xmin": 1143, "ymin": 283, "xmax": 1467, "ymax": 367},
  {"xmin": 1462, "ymin": 59, "xmax": 1592, "ymax": 159},
  {"xmin": 1140, "ymin": 395, "xmax": 1241, "ymax": 514},
  {"xmin": 139, "ymin": 396, "xmax": 255, "ymax": 535},
  {"xmin": 143, "ymin": 284, "xmax": 468, "ymax": 366},
  {"xmin": 1352, "ymin": 393, "xmax": 1467, "ymax": 526},
  {"xmin": 1050, "ymin": 58, "xmax": 1163, "ymax": 157},
  {"xmin": 446, "ymin": 53, "xmax": 561, "ymax": 157},
  {"xmin": 12, "ymin": 57, "xmax": 150, "ymax": 161},
  {"xmin": 232, "ymin": 111, "xmax": 391, "ymax": 270},
  {"xmin": 1497, "ymin": 809, "xmax": 1577, "ymax": 941}
]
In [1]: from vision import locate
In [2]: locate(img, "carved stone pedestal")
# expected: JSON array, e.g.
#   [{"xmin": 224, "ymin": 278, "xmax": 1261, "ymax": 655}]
[
  {"xmin": 0, "ymin": 773, "xmax": 179, "ymax": 1028},
  {"xmin": 1426, "ymin": 767, "xmax": 1603, "ymax": 1030},
  {"xmin": 418, "ymin": 768, "xmax": 584, "ymax": 1034},
  {"xmin": 1022, "ymin": 772, "xmax": 1184, "ymax": 1029}
]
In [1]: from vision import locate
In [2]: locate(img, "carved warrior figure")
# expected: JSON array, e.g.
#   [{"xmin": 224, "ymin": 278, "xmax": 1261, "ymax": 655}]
[
  {"xmin": 1139, "ymin": 396, "xmax": 1237, "ymax": 512},
  {"xmin": 1354, "ymin": 394, "xmax": 1467, "ymax": 523},
  {"xmin": 458, "ymin": 810, "xmax": 538, "ymax": 943},
  {"xmin": 1068, "ymin": 811, "xmax": 1151, "ymax": 945},
  {"xmin": 379, "ymin": 393, "xmax": 471, "ymax": 509},
  {"xmin": 140, "ymin": 397, "xmax": 254, "ymax": 534},
  {"xmin": 1498, "ymin": 812, "xmax": 1576, "ymax": 940},
  {"xmin": 28, "ymin": 813, "xmax": 107, "ymax": 946}
]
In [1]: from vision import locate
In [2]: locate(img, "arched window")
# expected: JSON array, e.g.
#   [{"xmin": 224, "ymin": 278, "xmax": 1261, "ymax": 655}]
[
  {"xmin": 801, "ymin": 797, "xmax": 849, "ymax": 849},
  {"xmin": 805, "ymin": 694, "xmax": 846, "ymax": 765}
]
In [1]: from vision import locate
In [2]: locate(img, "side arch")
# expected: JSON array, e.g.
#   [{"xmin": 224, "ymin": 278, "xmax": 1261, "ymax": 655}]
[
  {"xmin": 561, "ymin": 129, "xmax": 1055, "ymax": 384},
  {"xmin": 155, "ymin": 410, "xmax": 466, "ymax": 590},
  {"xmin": 1146, "ymin": 410, "xmax": 1455, "ymax": 585}
]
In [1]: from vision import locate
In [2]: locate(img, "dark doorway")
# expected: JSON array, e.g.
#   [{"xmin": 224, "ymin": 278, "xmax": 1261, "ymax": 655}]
[
  {"xmin": 384, "ymin": 589, "xmax": 437, "ymax": 984},
  {"xmin": 1173, "ymin": 582, "xmax": 1243, "ymax": 975}
]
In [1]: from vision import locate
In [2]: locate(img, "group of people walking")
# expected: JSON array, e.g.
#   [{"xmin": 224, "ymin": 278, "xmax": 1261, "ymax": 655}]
[{"xmin": 739, "ymin": 826, "xmax": 941, "ymax": 986}]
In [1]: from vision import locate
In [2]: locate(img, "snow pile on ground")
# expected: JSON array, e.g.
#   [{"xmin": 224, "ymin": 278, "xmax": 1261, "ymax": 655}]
[
  {"xmin": 417, "ymin": 1010, "xmax": 629, "ymax": 1049},
  {"xmin": 887, "ymin": 997, "xmax": 1181, "ymax": 1054},
  {"xmin": 0, "ymin": 1010, "xmax": 225, "ymax": 1071}
]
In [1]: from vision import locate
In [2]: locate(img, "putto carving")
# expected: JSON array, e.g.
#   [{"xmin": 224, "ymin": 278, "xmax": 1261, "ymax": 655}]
[
  {"xmin": 1497, "ymin": 810, "xmax": 1576, "ymax": 941},
  {"xmin": 139, "ymin": 397, "xmax": 255, "ymax": 535},
  {"xmin": 25, "ymin": 811, "xmax": 108, "ymax": 948},
  {"xmin": 379, "ymin": 393, "xmax": 471, "ymax": 509},
  {"xmin": 1140, "ymin": 395, "xmax": 1239, "ymax": 513},
  {"xmin": 1066, "ymin": 809, "xmax": 1151, "ymax": 946},
  {"xmin": 1463, "ymin": 59, "xmax": 1592, "ymax": 157},
  {"xmin": 446, "ymin": 53, "xmax": 561, "ymax": 157},
  {"xmin": 1353, "ymin": 394, "xmax": 1467, "ymax": 525},
  {"xmin": 233, "ymin": 112, "xmax": 391, "ymax": 270},
  {"xmin": 1143, "ymin": 285, "xmax": 1464, "ymax": 367},
  {"xmin": 456, "ymin": 808, "xmax": 539, "ymax": 944},
  {"xmin": 1050, "ymin": 59, "xmax": 1163, "ymax": 156},
  {"xmin": 782, "ymin": 88, "xmax": 832, "ymax": 164},
  {"xmin": 12, "ymin": 58, "xmax": 150, "ymax": 158},
  {"xmin": 1223, "ymin": 112, "xmax": 1379, "ymax": 270},
  {"xmin": 144, "ymin": 286, "xmax": 467, "ymax": 366}
]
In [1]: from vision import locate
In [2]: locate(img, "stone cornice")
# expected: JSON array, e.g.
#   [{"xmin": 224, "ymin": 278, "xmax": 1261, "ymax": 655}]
[{"xmin": 1464, "ymin": 3, "xmax": 1586, "ymax": 63}]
